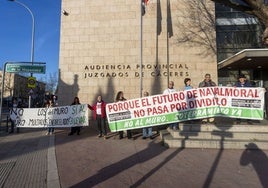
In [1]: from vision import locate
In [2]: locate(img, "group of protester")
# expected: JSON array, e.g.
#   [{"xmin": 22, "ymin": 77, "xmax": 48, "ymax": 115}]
[
  {"xmin": 8, "ymin": 73, "xmax": 253, "ymax": 138},
  {"xmin": 164, "ymin": 73, "xmax": 216, "ymax": 130},
  {"xmin": 158, "ymin": 73, "xmax": 253, "ymax": 130}
]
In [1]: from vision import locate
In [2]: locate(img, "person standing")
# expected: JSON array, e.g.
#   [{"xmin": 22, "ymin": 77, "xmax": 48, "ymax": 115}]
[
  {"xmin": 198, "ymin": 73, "xmax": 216, "ymax": 88},
  {"xmin": 163, "ymin": 81, "xmax": 176, "ymax": 94},
  {"xmin": 68, "ymin": 97, "xmax": 81, "ymax": 135},
  {"xmin": 184, "ymin": 78, "xmax": 193, "ymax": 90},
  {"xmin": 88, "ymin": 95, "xmax": 107, "ymax": 139},
  {"xmin": 183, "ymin": 78, "xmax": 195, "ymax": 124},
  {"xmin": 163, "ymin": 81, "xmax": 178, "ymax": 130},
  {"xmin": 142, "ymin": 91, "xmax": 153, "ymax": 139},
  {"xmin": 199, "ymin": 74, "xmax": 217, "ymax": 124},
  {"xmin": 46, "ymin": 99, "xmax": 55, "ymax": 135},
  {"xmin": 9, "ymin": 98, "xmax": 21, "ymax": 134},
  {"xmin": 115, "ymin": 91, "xmax": 132, "ymax": 139},
  {"xmin": 234, "ymin": 74, "xmax": 252, "ymax": 124},
  {"xmin": 234, "ymin": 74, "xmax": 252, "ymax": 87}
]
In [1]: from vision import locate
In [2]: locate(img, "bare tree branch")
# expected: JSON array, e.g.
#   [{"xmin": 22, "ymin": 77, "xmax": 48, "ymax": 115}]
[
  {"xmin": 211, "ymin": 0, "xmax": 268, "ymax": 44},
  {"xmin": 176, "ymin": 0, "xmax": 216, "ymax": 55}
]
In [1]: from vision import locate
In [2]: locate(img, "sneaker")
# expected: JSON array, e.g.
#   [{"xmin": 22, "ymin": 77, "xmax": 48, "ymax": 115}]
[
  {"xmin": 208, "ymin": 118, "xmax": 215, "ymax": 123},
  {"xmin": 142, "ymin": 137, "xmax": 146, "ymax": 139},
  {"xmin": 98, "ymin": 134, "xmax": 102, "ymax": 138},
  {"xmin": 150, "ymin": 136, "xmax": 153, "ymax": 140},
  {"xmin": 46, "ymin": 132, "xmax": 49, "ymax": 135}
]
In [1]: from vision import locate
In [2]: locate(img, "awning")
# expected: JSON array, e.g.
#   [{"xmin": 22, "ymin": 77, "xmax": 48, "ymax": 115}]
[{"xmin": 218, "ymin": 49, "xmax": 268, "ymax": 70}]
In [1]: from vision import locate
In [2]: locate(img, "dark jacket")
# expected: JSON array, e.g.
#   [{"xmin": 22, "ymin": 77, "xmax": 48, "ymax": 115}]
[
  {"xmin": 198, "ymin": 80, "xmax": 216, "ymax": 87},
  {"xmin": 234, "ymin": 81, "xmax": 252, "ymax": 87}
]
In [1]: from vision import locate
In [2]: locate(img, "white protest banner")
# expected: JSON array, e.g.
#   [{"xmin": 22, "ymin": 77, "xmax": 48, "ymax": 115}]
[
  {"xmin": 15, "ymin": 104, "xmax": 89, "ymax": 128},
  {"xmin": 106, "ymin": 87, "xmax": 265, "ymax": 132}
]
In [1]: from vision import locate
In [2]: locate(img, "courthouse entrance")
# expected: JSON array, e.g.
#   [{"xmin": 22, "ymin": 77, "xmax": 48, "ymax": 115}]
[{"xmin": 217, "ymin": 49, "xmax": 268, "ymax": 88}]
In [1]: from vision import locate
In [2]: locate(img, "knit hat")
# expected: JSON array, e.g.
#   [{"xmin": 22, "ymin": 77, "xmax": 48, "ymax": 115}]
[{"xmin": 238, "ymin": 74, "xmax": 246, "ymax": 79}]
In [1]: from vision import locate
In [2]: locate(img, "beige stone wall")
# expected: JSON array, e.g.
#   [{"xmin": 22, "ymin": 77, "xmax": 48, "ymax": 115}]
[{"xmin": 58, "ymin": 0, "xmax": 217, "ymax": 106}]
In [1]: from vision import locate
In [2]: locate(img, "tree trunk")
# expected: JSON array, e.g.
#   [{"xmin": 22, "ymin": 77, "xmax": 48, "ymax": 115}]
[{"xmin": 263, "ymin": 27, "xmax": 268, "ymax": 45}]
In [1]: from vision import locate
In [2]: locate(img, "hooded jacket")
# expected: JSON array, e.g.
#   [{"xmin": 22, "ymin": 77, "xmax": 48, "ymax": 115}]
[{"xmin": 88, "ymin": 100, "xmax": 106, "ymax": 120}]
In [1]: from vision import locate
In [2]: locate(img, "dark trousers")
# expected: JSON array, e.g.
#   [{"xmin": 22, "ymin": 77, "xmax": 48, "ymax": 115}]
[
  {"xmin": 70, "ymin": 127, "xmax": 81, "ymax": 135},
  {"xmin": 48, "ymin": 127, "xmax": 54, "ymax": 133},
  {"xmin": 96, "ymin": 115, "xmax": 107, "ymax": 136},
  {"xmin": 119, "ymin": 130, "xmax": 132, "ymax": 139},
  {"xmin": 10, "ymin": 119, "xmax": 19, "ymax": 133}
]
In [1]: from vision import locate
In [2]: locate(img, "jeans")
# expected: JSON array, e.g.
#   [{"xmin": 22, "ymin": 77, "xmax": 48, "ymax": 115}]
[
  {"xmin": 143, "ymin": 127, "xmax": 152, "ymax": 137},
  {"xmin": 168, "ymin": 123, "xmax": 177, "ymax": 129}
]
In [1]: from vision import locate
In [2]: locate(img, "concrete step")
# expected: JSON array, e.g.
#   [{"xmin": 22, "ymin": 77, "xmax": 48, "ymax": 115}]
[
  {"xmin": 160, "ymin": 121, "xmax": 268, "ymax": 149},
  {"xmin": 170, "ymin": 130, "xmax": 268, "ymax": 140},
  {"xmin": 178, "ymin": 123, "xmax": 268, "ymax": 132},
  {"xmin": 161, "ymin": 133, "xmax": 268, "ymax": 150}
]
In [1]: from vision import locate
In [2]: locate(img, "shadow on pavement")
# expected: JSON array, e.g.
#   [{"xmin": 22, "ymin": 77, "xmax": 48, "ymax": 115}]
[
  {"xmin": 240, "ymin": 143, "xmax": 268, "ymax": 188},
  {"xmin": 202, "ymin": 117, "xmax": 234, "ymax": 187},
  {"xmin": 129, "ymin": 147, "xmax": 183, "ymax": 188},
  {"xmin": 70, "ymin": 141, "xmax": 183, "ymax": 188}
]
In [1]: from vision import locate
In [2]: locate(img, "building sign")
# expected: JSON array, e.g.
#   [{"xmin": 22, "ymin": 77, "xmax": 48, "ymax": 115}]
[
  {"xmin": 106, "ymin": 87, "xmax": 265, "ymax": 132},
  {"xmin": 83, "ymin": 63, "xmax": 189, "ymax": 78}
]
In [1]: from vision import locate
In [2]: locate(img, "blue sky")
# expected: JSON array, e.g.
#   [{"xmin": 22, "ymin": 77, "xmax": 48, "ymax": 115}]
[{"xmin": 0, "ymin": 0, "xmax": 61, "ymax": 81}]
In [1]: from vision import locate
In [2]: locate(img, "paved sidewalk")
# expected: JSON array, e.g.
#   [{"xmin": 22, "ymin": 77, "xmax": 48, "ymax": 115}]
[
  {"xmin": 0, "ymin": 128, "xmax": 60, "ymax": 188},
  {"xmin": 1, "ymin": 123, "xmax": 268, "ymax": 188},
  {"xmin": 55, "ymin": 126, "xmax": 268, "ymax": 188}
]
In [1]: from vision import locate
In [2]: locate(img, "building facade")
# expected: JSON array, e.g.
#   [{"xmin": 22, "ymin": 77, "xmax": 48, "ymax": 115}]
[
  {"xmin": 0, "ymin": 72, "xmax": 46, "ymax": 108},
  {"xmin": 215, "ymin": 3, "xmax": 268, "ymax": 87},
  {"xmin": 58, "ymin": 0, "xmax": 217, "ymax": 105}
]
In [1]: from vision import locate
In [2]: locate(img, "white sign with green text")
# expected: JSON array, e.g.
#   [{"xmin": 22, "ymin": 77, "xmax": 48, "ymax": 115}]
[{"xmin": 106, "ymin": 87, "xmax": 265, "ymax": 132}]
